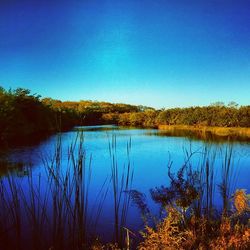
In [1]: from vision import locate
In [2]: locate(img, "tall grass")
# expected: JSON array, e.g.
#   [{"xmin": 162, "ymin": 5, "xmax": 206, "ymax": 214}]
[
  {"xmin": 131, "ymin": 143, "xmax": 241, "ymax": 229},
  {"xmin": 108, "ymin": 135, "xmax": 134, "ymax": 247},
  {"xmin": 0, "ymin": 132, "xmax": 94, "ymax": 249},
  {"xmin": 0, "ymin": 132, "xmax": 135, "ymax": 249},
  {"xmin": 134, "ymin": 144, "xmax": 250, "ymax": 249},
  {"xmin": 0, "ymin": 131, "xmax": 248, "ymax": 249},
  {"xmin": 175, "ymin": 144, "xmax": 238, "ymax": 218}
]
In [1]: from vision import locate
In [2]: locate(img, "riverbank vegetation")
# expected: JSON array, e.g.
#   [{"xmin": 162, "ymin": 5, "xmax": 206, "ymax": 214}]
[
  {"xmin": 1, "ymin": 86, "xmax": 250, "ymax": 147},
  {"xmin": 95, "ymin": 146, "xmax": 250, "ymax": 249},
  {"xmin": 158, "ymin": 125, "xmax": 250, "ymax": 141},
  {"xmin": 0, "ymin": 87, "xmax": 78, "ymax": 146},
  {"xmin": 0, "ymin": 133, "xmax": 134, "ymax": 250},
  {"xmin": 109, "ymin": 104, "xmax": 250, "ymax": 129},
  {"xmin": 0, "ymin": 134, "xmax": 250, "ymax": 249},
  {"xmin": 137, "ymin": 190, "xmax": 250, "ymax": 250},
  {"xmin": 0, "ymin": 86, "xmax": 146, "ymax": 146},
  {"xmin": 134, "ymin": 146, "xmax": 250, "ymax": 250}
]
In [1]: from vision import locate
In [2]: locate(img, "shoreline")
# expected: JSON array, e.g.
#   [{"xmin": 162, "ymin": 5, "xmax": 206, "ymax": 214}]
[{"xmin": 158, "ymin": 125, "xmax": 250, "ymax": 139}]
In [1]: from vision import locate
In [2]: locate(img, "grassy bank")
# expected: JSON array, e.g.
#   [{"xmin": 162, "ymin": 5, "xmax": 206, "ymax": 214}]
[{"xmin": 158, "ymin": 125, "xmax": 250, "ymax": 140}]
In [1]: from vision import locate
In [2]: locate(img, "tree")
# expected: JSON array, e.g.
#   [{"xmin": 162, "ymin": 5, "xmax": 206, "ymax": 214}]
[
  {"xmin": 210, "ymin": 101, "xmax": 225, "ymax": 107},
  {"xmin": 228, "ymin": 101, "xmax": 239, "ymax": 109}
]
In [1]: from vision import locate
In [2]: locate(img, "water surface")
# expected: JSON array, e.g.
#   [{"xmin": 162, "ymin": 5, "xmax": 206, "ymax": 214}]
[{"xmin": 1, "ymin": 125, "xmax": 250, "ymax": 241}]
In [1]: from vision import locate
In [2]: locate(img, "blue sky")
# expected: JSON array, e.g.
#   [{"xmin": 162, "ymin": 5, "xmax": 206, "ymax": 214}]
[{"xmin": 0, "ymin": 0, "xmax": 250, "ymax": 108}]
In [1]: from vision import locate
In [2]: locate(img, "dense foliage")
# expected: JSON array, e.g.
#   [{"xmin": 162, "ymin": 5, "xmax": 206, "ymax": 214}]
[
  {"xmin": 104, "ymin": 104, "xmax": 250, "ymax": 128},
  {"xmin": 0, "ymin": 86, "xmax": 249, "ymax": 145},
  {"xmin": 0, "ymin": 87, "xmax": 78, "ymax": 146},
  {"xmin": 0, "ymin": 86, "xmax": 146, "ymax": 145}
]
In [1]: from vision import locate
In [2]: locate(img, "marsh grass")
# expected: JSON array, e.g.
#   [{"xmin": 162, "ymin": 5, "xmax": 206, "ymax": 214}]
[
  {"xmin": 0, "ymin": 132, "xmax": 94, "ymax": 249},
  {"xmin": 108, "ymin": 135, "xmax": 134, "ymax": 247},
  {"xmin": 134, "ymin": 144, "xmax": 250, "ymax": 249},
  {"xmin": 0, "ymin": 132, "xmax": 249, "ymax": 249},
  {"xmin": 0, "ymin": 132, "xmax": 135, "ymax": 249},
  {"xmin": 158, "ymin": 125, "xmax": 250, "ymax": 141}
]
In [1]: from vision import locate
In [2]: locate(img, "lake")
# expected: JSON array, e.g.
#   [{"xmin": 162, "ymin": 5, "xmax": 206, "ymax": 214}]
[{"xmin": 1, "ymin": 125, "xmax": 250, "ymax": 247}]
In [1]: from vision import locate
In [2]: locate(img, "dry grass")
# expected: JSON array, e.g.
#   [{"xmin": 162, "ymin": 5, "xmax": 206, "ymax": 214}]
[
  {"xmin": 138, "ymin": 206, "xmax": 194, "ymax": 250},
  {"xmin": 233, "ymin": 189, "xmax": 250, "ymax": 214},
  {"xmin": 158, "ymin": 125, "xmax": 250, "ymax": 139},
  {"xmin": 138, "ymin": 189, "xmax": 250, "ymax": 250},
  {"xmin": 90, "ymin": 238, "xmax": 120, "ymax": 250},
  {"xmin": 209, "ymin": 218, "xmax": 250, "ymax": 249}
]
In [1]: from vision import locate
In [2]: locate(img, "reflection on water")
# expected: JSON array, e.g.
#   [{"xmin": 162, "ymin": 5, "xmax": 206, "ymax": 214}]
[
  {"xmin": 74, "ymin": 124, "xmax": 119, "ymax": 132},
  {"xmin": 0, "ymin": 126, "xmax": 249, "ymax": 248},
  {"xmin": 146, "ymin": 129, "xmax": 250, "ymax": 143}
]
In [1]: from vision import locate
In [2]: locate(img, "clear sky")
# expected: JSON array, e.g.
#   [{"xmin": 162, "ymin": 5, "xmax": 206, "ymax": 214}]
[{"xmin": 0, "ymin": 0, "xmax": 250, "ymax": 108}]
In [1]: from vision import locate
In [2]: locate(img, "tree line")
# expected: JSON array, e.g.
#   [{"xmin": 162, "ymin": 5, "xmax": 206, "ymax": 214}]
[
  {"xmin": 0, "ymin": 87, "xmax": 148, "ymax": 146},
  {"xmin": 0, "ymin": 87, "xmax": 77, "ymax": 146},
  {"xmin": 0, "ymin": 86, "xmax": 249, "ymax": 146},
  {"xmin": 102, "ymin": 103, "xmax": 250, "ymax": 128}
]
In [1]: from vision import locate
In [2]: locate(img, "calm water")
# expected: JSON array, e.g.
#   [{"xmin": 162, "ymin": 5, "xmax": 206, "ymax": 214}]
[{"xmin": 1, "ymin": 125, "xmax": 250, "ymax": 241}]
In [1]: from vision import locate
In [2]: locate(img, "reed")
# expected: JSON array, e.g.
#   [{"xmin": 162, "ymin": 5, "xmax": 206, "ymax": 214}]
[
  {"xmin": 108, "ymin": 135, "xmax": 134, "ymax": 247},
  {"xmin": 137, "ymin": 145, "xmax": 249, "ymax": 250},
  {"xmin": 0, "ymin": 132, "xmax": 94, "ymax": 249},
  {"xmin": 0, "ymin": 132, "xmax": 135, "ymax": 249},
  {"xmin": 0, "ymin": 133, "xmax": 248, "ymax": 249}
]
